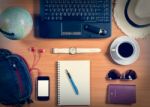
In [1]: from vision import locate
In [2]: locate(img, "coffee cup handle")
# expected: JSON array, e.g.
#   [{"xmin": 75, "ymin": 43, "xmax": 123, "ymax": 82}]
[{"xmin": 111, "ymin": 49, "xmax": 116, "ymax": 52}]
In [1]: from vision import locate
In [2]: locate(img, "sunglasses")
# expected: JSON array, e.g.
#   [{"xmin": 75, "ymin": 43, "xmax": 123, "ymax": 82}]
[{"xmin": 106, "ymin": 69, "xmax": 137, "ymax": 80}]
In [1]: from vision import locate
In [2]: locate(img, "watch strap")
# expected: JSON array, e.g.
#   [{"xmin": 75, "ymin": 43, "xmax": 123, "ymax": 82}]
[
  {"xmin": 52, "ymin": 48, "xmax": 101, "ymax": 54},
  {"xmin": 52, "ymin": 48, "xmax": 69, "ymax": 54},
  {"xmin": 76, "ymin": 48, "xmax": 101, "ymax": 53}
]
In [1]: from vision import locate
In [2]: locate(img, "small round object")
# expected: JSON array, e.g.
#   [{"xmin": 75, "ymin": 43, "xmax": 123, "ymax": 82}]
[
  {"xmin": 12, "ymin": 64, "xmax": 16, "ymax": 68},
  {"xmin": 69, "ymin": 48, "xmax": 77, "ymax": 55},
  {"xmin": 29, "ymin": 47, "xmax": 35, "ymax": 52},
  {"xmin": 38, "ymin": 49, "xmax": 45, "ymax": 53}
]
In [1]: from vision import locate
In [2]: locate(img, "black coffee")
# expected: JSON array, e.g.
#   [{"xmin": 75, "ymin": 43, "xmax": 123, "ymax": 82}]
[{"xmin": 118, "ymin": 42, "xmax": 134, "ymax": 58}]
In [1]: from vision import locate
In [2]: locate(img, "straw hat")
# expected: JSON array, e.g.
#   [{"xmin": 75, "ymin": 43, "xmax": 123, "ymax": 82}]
[{"xmin": 114, "ymin": 0, "xmax": 150, "ymax": 38}]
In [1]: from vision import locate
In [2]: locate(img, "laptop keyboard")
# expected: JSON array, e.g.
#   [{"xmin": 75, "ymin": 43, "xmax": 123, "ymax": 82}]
[{"xmin": 40, "ymin": 0, "xmax": 111, "ymax": 23}]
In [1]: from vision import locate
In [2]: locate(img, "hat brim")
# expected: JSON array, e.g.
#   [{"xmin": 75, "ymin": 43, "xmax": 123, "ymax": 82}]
[{"xmin": 114, "ymin": 0, "xmax": 150, "ymax": 38}]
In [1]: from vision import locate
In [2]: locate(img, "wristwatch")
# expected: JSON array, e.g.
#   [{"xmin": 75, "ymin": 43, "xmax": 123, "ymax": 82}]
[{"xmin": 52, "ymin": 48, "xmax": 101, "ymax": 55}]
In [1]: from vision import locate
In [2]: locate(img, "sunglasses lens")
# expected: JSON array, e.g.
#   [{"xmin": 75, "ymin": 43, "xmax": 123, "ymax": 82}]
[
  {"xmin": 107, "ymin": 69, "xmax": 120, "ymax": 80},
  {"xmin": 125, "ymin": 70, "xmax": 137, "ymax": 80}
]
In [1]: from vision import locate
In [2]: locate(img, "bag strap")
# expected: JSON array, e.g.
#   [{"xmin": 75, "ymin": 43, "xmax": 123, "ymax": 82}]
[
  {"xmin": 27, "ymin": 98, "xmax": 33, "ymax": 104},
  {"xmin": 0, "ymin": 48, "xmax": 12, "ymax": 58}
]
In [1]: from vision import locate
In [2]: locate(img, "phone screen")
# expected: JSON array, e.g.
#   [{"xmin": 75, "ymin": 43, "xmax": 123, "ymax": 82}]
[
  {"xmin": 38, "ymin": 80, "xmax": 49, "ymax": 97},
  {"xmin": 37, "ymin": 77, "xmax": 49, "ymax": 101}
]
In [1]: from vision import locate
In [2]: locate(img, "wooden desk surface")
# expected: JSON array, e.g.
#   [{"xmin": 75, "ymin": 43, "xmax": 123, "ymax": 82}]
[{"xmin": 0, "ymin": 0, "xmax": 150, "ymax": 107}]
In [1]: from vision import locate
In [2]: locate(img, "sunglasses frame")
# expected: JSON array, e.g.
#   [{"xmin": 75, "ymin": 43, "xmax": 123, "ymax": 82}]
[{"xmin": 106, "ymin": 69, "xmax": 137, "ymax": 80}]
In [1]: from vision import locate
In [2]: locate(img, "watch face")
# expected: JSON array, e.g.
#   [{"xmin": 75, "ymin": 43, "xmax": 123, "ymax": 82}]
[{"xmin": 69, "ymin": 48, "xmax": 76, "ymax": 54}]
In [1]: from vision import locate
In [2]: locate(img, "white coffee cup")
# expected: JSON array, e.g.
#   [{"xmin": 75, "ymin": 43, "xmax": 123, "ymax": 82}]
[
  {"xmin": 111, "ymin": 41, "xmax": 135, "ymax": 61},
  {"xmin": 110, "ymin": 36, "xmax": 140, "ymax": 65}
]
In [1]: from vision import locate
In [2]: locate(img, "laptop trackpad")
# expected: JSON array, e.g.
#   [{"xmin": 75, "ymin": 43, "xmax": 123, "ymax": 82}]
[{"xmin": 61, "ymin": 22, "xmax": 81, "ymax": 35}]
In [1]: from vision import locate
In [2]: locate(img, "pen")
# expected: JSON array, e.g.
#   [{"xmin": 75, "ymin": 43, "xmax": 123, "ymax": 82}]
[{"xmin": 66, "ymin": 69, "xmax": 79, "ymax": 95}]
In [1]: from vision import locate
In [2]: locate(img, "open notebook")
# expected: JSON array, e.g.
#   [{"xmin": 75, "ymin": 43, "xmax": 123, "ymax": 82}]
[{"xmin": 57, "ymin": 60, "xmax": 90, "ymax": 105}]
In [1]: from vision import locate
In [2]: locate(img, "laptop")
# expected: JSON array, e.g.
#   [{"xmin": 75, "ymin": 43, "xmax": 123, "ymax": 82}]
[{"xmin": 37, "ymin": 0, "xmax": 112, "ymax": 39}]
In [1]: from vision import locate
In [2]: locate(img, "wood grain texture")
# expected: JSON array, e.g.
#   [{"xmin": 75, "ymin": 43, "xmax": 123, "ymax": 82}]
[{"xmin": 0, "ymin": 0, "xmax": 150, "ymax": 107}]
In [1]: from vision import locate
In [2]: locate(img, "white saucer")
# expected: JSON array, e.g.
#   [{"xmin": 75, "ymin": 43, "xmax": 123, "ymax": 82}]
[{"xmin": 110, "ymin": 36, "xmax": 140, "ymax": 65}]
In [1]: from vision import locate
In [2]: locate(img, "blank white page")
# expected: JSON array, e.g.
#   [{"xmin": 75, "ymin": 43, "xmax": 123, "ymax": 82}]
[{"xmin": 57, "ymin": 60, "xmax": 90, "ymax": 105}]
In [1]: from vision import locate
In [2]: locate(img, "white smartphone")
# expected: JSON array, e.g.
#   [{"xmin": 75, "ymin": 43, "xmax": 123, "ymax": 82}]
[{"xmin": 37, "ymin": 76, "xmax": 50, "ymax": 101}]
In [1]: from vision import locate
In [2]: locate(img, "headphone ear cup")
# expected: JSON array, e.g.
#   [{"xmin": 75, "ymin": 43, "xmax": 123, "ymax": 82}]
[
  {"xmin": 38, "ymin": 49, "xmax": 45, "ymax": 53},
  {"xmin": 29, "ymin": 47, "xmax": 36, "ymax": 52}
]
